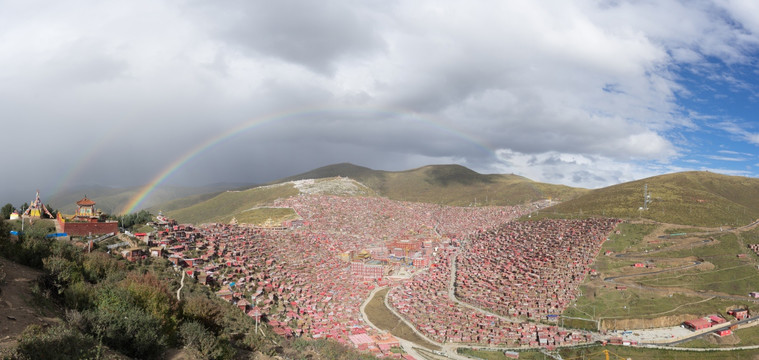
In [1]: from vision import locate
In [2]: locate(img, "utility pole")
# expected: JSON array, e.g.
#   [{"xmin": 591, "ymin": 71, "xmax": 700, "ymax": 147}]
[{"xmin": 643, "ymin": 184, "xmax": 651, "ymax": 211}]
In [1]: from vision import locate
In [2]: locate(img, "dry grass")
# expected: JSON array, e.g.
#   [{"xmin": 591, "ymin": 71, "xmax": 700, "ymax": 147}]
[
  {"xmin": 364, "ymin": 288, "xmax": 441, "ymax": 351},
  {"xmin": 559, "ymin": 345, "xmax": 759, "ymax": 360}
]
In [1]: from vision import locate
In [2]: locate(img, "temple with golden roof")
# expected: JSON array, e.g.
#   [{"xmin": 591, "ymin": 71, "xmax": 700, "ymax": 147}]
[
  {"xmin": 72, "ymin": 195, "xmax": 102, "ymax": 222},
  {"xmin": 56, "ymin": 195, "xmax": 119, "ymax": 237}
]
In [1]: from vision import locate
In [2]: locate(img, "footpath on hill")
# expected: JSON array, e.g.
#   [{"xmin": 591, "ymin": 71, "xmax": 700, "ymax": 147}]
[{"xmin": 0, "ymin": 256, "xmax": 60, "ymax": 351}]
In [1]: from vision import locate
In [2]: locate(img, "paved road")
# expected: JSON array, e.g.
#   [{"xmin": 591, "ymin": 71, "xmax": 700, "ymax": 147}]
[
  {"xmin": 359, "ymin": 286, "xmax": 429, "ymax": 360},
  {"xmin": 176, "ymin": 270, "xmax": 185, "ymax": 301}
]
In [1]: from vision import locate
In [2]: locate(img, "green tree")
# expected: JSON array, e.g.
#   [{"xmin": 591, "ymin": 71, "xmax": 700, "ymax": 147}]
[
  {"xmin": 1, "ymin": 203, "xmax": 14, "ymax": 219},
  {"xmin": 82, "ymin": 251, "xmax": 125, "ymax": 282},
  {"xmin": 80, "ymin": 285, "xmax": 168, "ymax": 359},
  {"xmin": 117, "ymin": 209, "xmax": 153, "ymax": 230},
  {"xmin": 0, "ymin": 218, "xmax": 8, "ymax": 243},
  {"xmin": 43, "ymin": 256, "xmax": 84, "ymax": 295},
  {"xmin": 121, "ymin": 272, "xmax": 178, "ymax": 334},
  {"xmin": 81, "ymin": 306, "xmax": 167, "ymax": 359},
  {"xmin": 182, "ymin": 294, "xmax": 225, "ymax": 333},
  {"xmin": 179, "ymin": 321, "xmax": 232, "ymax": 360}
]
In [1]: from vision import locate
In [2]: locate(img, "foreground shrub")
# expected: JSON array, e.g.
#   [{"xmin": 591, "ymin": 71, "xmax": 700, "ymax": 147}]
[
  {"xmin": 12, "ymin": 324, "xmax": 98, "ymax": 360},
  {"xmin": 179, "ymin": 321, "xmax": 233, "ymax": 360}
]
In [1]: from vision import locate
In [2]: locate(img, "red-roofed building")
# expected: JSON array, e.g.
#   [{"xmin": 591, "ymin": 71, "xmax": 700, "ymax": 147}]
[
  {"xmin": 709, "ymin": 315, "xmax": 726, "ymax": 325},
  {"xmin": 728, "ymin": 309, "xmax": 749, "ymax": 320},
  {"xmin": 684, "ymin": 318, "xmax": 712, "ymax": 331},
  {"xmin": 348, "ymin": 333, "xmax": 375, "ymax": 350}
]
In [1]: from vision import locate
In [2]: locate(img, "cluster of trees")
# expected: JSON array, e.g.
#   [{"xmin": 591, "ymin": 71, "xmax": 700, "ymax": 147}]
[
  {"xmin": 113, "ymin": 209, "xmax": 153, "ymax": 230},
  {"xmin": 0, "ymin": 219, "xmax": 378, "ymax": 359},
  {"xmin": 1, "ymin": 203, "xmax": 15, "ymax": 219}
]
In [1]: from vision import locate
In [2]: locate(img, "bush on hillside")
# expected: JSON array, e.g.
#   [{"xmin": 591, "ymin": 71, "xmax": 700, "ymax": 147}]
[
  {"xmin": 179, "ymin": 320, "xmax": 234, "ymax": 360},
  {"xmin": 12, "ymin": 324, "xmax": 98, "ymax": 360}
]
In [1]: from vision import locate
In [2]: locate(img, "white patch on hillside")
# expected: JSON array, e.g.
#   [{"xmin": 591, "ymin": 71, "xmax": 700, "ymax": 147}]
[{"xmin": 291, "ymin": 177, "xmax": 372, "ymax": 196}]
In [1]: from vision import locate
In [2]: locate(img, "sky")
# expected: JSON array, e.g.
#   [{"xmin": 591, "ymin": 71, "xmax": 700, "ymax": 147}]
[{"xmin": 2, "ymin": 0, "xmax": 759, "ymax": 208}]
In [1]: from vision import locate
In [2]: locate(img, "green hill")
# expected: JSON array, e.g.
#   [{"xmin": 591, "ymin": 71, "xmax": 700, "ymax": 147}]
[
  {"xmin": 543, "ymin": 171, "xmax": 759, "ymax": 227},
  {"xmin": 152, "ymin": 163, "xmax": 587, "ymax": 225},
  {"xmin": 275, "ymin": 163, "xmax": 587, "ymax": 206},
  {"xmin": 165, "ymin": 183, "xmax": 300, "ymax": 224},
  {"xmin": 164, "ymin": 176, "xmax": 378, "ymax": 224}
]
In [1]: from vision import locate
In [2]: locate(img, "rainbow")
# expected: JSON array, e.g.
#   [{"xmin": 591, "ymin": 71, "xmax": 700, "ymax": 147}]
[
  {"xmin": 50, "ymin": 126, "xmax": 122, "ymax": 199},
  {"xmin": 120, "ymin": 106, "xmax": 495, "ymax": 214}
]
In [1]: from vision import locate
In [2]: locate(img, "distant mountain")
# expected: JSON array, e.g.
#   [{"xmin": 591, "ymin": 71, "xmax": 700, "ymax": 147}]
[
  {"xmin": 47, "ymin": 185, "xmax": 134, "ymax": 214},
  {"xmin": 156, "ymin": 163, "xmax": 586, "ymax": 224},
  {"xmin": 544, "ymin": 171, "xmax": 759, "ymax": 227},
  {"xmin": 275, "ymin": 163, "xmax": 587, "ymax": 206},
  {"xmin": 48, "ymin": 183, "xmax": 255, "ymax": 215}
]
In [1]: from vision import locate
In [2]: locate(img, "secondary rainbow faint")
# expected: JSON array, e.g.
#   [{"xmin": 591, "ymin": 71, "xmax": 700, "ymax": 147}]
[
  {"xmin": 120, "ymin": 106, "xmax": 495, "ymax": 214},
  {"xmin": 50, "ymin": 126, "xmax": 122, "ymax": 199}
]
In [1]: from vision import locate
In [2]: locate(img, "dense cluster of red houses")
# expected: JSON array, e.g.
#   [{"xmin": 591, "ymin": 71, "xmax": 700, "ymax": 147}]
[
  {"xmin": 387, "ymin": 225, "xmax": 600, "ymax": 347},
  {"xmin": 455, "ymin": 218, "xmax": 622, "ymax": 319},
  {"xmin": 138, "ymin": 194, "xmax": 554, "ymax": 353},
  {"xmin": 274, "ymin": 195, "xmax": 538, "ymax": 241}
]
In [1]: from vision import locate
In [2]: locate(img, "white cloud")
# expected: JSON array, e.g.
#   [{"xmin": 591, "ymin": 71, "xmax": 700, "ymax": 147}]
[
  {"xmin": 705, "ymin": 155, "xmax": 748, "ymax": 162},
  {"xmin": 715, "ymin": 121, "xmax": 759, "ymax": 145},
  {"xmin": 493, "ymin": 149, "xmax": 661, "ymax": 189}
]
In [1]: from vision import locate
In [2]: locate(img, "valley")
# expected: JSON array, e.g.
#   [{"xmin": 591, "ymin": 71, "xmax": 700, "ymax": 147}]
[{"xmin": 5, "ymin": 165, "xmax": 759, "ymax": 359}]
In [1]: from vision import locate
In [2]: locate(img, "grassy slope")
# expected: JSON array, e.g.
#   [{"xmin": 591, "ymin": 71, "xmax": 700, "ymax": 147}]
[
  {"xmin": 545, "ymin": 171, "xmax": 759, "ymax": 227},
  {"xmin": 234, "ymin": 208, "xmax": 300, "ymax": 225},
  {"xmin": 275, "ymin": 163, "xmax": 587, "ymax": 206},
  {"xmin": 364, "ymin": 288, "xmax": 441, "ymax": 351},
  {"xmin": 563, "ymin": 223, "xmax": 758, "ymax": 327},
  {"xmin": 640, "ymin": 231, "xmax": 759, "ymax": 295},
  {"xmin": 146, "ymin": 191, "xmax": 224, "ymax": 214},
  {"xmin": 154, "ymin": 163, "xmax": 587, "ymax": 225},
  {"xmin": 166, "ymin": 183, "xmax": 299, "ymax": 224},
  {"xmin": 164, "ymin": 177, "xmax": 379, "ymax": 225},
  {"xmin": 560, "ymin": 345, "xmax": 759, "ymax": 360}
]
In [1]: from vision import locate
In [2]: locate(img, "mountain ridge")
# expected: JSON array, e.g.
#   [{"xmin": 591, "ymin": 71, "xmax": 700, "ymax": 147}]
[
  {"xmin": 158, "ymin": 163, "xmax": 587, "ymax": 224},
  {"xmin": 542, "ymin": 171, "xmax": 759, "ymax": 227}
]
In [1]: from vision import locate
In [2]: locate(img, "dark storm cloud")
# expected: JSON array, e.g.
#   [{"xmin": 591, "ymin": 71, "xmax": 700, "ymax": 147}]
[
  {"xmin": 41, "ymin": 39, "xmax": 127, "ymax": 85},
  {"xmin": 198, "ymin": 0, "xmax": 386, "ymax": 75}
]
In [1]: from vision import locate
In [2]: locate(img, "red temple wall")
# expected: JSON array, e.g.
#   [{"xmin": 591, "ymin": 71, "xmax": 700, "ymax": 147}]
[{"xmin": 61, "ymin": 221, "xmax": 119, "ymax": 237}]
